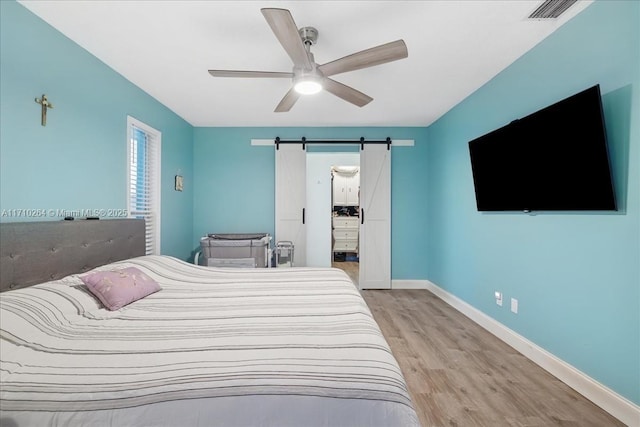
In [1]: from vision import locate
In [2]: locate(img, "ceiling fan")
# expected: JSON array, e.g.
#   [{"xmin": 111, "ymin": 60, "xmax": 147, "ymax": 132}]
[{"xmin": 208, "ymin": 8, "xmax": 408, "ymax": 112}]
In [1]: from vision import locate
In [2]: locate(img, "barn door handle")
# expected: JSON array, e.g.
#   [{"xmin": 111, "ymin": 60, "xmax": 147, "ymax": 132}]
[
  {"xmin": 302, "ymin": 208, "xmax": 305, "ymax": 224},
  {"xmin": 361, "ymin": 208, "xmax": 364, "ymax": 224}
]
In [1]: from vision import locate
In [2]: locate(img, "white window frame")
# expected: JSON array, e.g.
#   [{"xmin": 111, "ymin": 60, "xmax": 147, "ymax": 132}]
[{"xmin": 127, "ymin": 116, "xmax": 161, "ymax": 255}]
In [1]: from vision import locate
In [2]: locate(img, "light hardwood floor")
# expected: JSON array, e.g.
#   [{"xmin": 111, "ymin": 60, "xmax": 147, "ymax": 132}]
[
  {"xmin": 332, "ymin": 261, "xmax": 359, "ymax": 286},
  {"xmin": 361, "ymin": 290, "xmax": 624, "ymax": 427}
]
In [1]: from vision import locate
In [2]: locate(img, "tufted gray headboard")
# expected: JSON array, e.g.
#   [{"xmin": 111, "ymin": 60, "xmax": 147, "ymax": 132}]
[{"xmin": 0, "ymin": 219, "xmax": 145, "ymax": 292}]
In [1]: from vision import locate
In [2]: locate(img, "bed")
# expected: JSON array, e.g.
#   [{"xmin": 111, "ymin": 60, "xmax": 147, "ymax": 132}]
[{"xmin": 0, "ymin": 219, "xmax": 419, "ymax": 426}]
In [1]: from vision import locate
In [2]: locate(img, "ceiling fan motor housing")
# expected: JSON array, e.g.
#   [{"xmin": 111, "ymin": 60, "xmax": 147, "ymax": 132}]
[
  {"xmin": 299, "ymin": 26, "xmax": 318, "ymax": 46},
  {"xmin": 293, "ymin": 52, "xmax": 324, "ymax": 94}
]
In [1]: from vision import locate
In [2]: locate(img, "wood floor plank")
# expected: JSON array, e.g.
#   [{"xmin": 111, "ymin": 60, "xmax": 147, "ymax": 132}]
[
  {"xmin": 332, "ymin": 261, "xmax": 359, "ymax": 286},
  {"xmin": 362, "ymin": 290, "xmax": 625, "ymax": 427}
]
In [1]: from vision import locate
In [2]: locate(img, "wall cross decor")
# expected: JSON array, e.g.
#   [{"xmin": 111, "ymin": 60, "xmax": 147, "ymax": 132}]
[{"xmin": 34, "ymin": 94, "xmax": 54, "ymax": 126}]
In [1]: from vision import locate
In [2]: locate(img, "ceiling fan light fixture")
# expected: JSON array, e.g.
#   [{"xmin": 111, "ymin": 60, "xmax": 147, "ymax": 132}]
[
  {"xmin": 294, "ymin": 78, "xmax": 322, "ymax": 95},
  {"xmin": 209, "ymin": 9, "xmax": 408, "ymax": 111}
]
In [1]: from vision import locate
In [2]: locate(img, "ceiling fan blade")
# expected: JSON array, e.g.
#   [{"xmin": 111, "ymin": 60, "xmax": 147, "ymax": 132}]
[
  {"xmin": 261, "ymin": 8, "xmax": 313, "ymax": 70},
  {"xmin": 318, "ymin": 40, "xmax": 408, "ymax": 77},
  {"xmin": 208, "ymin": 70, "xmax": 293, "ymax": 78},
  {"xmin": 322, "ymin": 78, "xmax": 373, "ymax": 107},
  {"xmin": 274, "ymin": 88, "xmax": 301, "ymax": 112}
]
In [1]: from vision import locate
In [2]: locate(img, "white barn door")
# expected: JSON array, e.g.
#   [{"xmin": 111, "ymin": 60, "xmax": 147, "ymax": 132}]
[
  {"xmin": 275, "ymin": 144, "xmax": 307, "ymax": 266},
  {"xmin": 359, "ymin": 144, "xmax": 391, "ymax": 289}
]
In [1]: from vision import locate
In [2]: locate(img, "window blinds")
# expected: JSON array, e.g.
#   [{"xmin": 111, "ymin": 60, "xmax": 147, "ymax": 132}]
[{"xmin": 128, "ymin": 118, "xmax": 161, "ymax": 255}]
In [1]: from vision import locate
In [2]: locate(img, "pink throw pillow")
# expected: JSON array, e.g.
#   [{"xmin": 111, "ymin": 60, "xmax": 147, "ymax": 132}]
[{"xmin": 81, "ymin": 267, "xmax": 161, "ymax": 310}]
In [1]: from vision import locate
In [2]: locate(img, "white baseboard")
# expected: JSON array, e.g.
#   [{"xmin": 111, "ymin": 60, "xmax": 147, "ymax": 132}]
[
  {"xmin": 391, "ymin": 280, "xmax": 430, "ymax": 289},
  {"xmin": 421, "ymin": 280, "xmax": 640, "ymax": 427}
]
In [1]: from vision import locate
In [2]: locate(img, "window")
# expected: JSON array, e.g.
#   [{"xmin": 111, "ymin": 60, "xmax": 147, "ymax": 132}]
[{"xmin": 127, "ymin": 116, "xmax": 161, "ymax": 255}]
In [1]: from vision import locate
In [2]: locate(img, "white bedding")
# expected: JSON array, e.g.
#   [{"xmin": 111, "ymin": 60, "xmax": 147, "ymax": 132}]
[{"xmin": 0, "ymin": 255, "xmax": 419, "ymax": 427}]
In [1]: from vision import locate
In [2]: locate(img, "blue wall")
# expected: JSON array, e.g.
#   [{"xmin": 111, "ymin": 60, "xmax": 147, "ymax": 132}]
[
  {"xmin": 193, "ymin": 127, "xmax": 428, "ymax": 279},
  {"xmin": 426, "ymin": 0, "xmax": 639, "ymax": 404},
  {"xmin": 0, "ymin": 1, "xmax": 194, "ymax": 260}
]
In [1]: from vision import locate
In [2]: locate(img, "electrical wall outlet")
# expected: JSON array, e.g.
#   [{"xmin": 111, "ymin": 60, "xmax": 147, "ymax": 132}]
[
  {"xmin": 511, "ymin": 298, "xmax": 518, "ymax": 314},
  {"xmin": 495, "ymin": 291, "xmax": 503, "ymax": 306}
]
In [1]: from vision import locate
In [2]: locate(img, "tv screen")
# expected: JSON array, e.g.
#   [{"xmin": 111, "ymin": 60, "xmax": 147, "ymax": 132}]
[{"xmin": 468, "ymin": 85, "xmax": 616, "ymax": 212}]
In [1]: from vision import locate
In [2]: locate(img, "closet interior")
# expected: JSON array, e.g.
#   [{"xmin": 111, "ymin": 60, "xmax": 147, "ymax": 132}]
[{"xmin": 331, "ymin": 166, "xmax": 360, "ymax": 283}]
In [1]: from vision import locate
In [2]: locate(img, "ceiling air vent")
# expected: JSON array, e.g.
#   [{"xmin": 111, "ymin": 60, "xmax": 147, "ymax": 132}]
[{"xmin": 528, "ymin": 0, "xmax": 577, "ymax": 19}]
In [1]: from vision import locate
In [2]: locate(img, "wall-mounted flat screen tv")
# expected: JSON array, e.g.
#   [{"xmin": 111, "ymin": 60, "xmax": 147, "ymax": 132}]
[{"xmin": 468, "ymin": 84, "xmax": 616, "ymax": 212}]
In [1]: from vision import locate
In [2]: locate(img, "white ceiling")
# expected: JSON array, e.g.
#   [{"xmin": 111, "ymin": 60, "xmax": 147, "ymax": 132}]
[{"xmin": 19, "ymin": 0, "xmax": 592, "ymax": 127}]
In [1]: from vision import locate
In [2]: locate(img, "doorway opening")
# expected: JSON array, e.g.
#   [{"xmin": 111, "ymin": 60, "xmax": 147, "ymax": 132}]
[
  {"xmin": 331, "ymin": 165, "xmax": 360, "ymax": 285},
  {"xmin": 302, "ymin": 147, "xmax": 390, "ymax": 289}
]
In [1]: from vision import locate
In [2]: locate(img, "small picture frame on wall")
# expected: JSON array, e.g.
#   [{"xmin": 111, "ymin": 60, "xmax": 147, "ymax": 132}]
[{"xmin": 175, "ymin": 175, "xmax": 184, "ymax": 192}]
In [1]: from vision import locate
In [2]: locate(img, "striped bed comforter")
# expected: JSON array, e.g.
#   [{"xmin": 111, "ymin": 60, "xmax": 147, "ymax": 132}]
[{"xmin": 0, "ymin": 255, "xmax": 419, "ymax": 427}]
